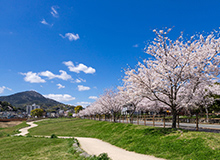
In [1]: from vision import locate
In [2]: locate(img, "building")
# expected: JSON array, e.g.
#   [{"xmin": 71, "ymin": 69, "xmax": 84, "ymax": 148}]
[{"xmin": 26, "ymin": 103, "xmax": 40, "ymax": 116}]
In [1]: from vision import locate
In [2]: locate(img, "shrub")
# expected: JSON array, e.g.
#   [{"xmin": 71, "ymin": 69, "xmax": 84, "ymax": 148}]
[
  {"xmin": 26, "ymin": 133, "xmax": 32, "ymax": 137},
  {"xmin": 50, "ymin": 134, "xmax": 58, "ymax": 138},
  {"xmin": 90, "ymin": 153, "xmax": 110, "ymax": 160},
  {"xmin": 97, "ymin": 153, "xmax": 110, "ymax": 160}
]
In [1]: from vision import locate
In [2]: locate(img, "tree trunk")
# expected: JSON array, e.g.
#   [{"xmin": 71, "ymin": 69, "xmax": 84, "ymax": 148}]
[
  {"xmin": 113, "ymin": 113, "xmax": 116, "ymax": 122},
  {"xmin": 171, "ymin": 107, "xmax": 177, "ymax": 128},
  {"xmin": 177, "ymin": 115, "xmax": 179, "ymax": 128},
  {"xmin": 196, "ymin": 113, "xmax": 199, "ymax": 131},
  {"xmin": 129, "ymin": 116, "xmax": 133, "ymax": 124},
  {"xmin": 205, "ymin": 108, "xmax": 209, "ymax": 123},
  {"xmin": 163, "ymin": 114, "xmax": 165, "ymax": 128}
]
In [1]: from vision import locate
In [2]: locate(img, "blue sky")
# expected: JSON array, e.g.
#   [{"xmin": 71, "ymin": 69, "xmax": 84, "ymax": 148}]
[{"xmin": 1, "ymin": 0, "xmax": 220, "ymax": 107}]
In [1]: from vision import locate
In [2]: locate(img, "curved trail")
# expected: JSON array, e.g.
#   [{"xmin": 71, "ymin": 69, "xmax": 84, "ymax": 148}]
[
  {"xmin": 15, "ymin": 121, "xmax": 38, "ymax": 136},
  {"xmin": 76, "ymin": 137, "xmax": 165, "ymax": 160},
  {"xmin": 16, "ymin": 120, "xmax": 165, "ymax": 160}
]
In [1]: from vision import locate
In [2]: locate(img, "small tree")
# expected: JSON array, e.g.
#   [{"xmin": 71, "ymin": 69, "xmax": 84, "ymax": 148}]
[
  {"xmin": 31, "ymin": 108, "xmax": 44, "ymax": 117},
  {"xmin": 74, "ymin": 105, "xmax": 83, "ymax": 114},
  {"xmin": 68, "ymin": 112, "xmax": 73, "ymax": 117}
]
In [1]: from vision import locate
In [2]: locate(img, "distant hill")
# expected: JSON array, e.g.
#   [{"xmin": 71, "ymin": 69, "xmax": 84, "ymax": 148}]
[{"xmin": 0, "ymin": 91, "xmax": 63, "ymax": 109}]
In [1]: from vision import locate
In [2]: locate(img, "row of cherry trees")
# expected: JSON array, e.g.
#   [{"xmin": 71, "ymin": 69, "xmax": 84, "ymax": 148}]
[{"xmin": 79, "ymin": 29, "xmax": 220, "ymax": 128}]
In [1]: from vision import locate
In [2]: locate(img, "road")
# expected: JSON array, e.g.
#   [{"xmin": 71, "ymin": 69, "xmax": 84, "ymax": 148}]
[{"xmin": 89, "ymin": 118, "xmax": 220, "ymax": 132}]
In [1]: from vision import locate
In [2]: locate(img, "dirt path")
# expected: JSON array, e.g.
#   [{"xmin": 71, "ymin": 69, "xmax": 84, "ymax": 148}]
[
  {"xmin": 0, "ymin": 121, "xmax": 22, "ymax": 128},
  {"xmin": 15, "ymin": 121, "xmax": 40, "ymax": 136},
  {"xmin": 16, "ymin": 120, "xmax": 165, "ymax": 160},
  {"xmin": 75, "ymin": 137, "xmax": 165, "ymax": 160}
]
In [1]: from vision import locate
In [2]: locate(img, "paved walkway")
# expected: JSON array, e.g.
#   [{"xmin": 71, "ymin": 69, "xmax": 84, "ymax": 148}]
[
  {"xmin": 76, "ymin": 137, "xmax": 164, "ymax": 160},
  {"xmin": 15, "ymin": 120, "xmax": 165, "ymax": 160}
]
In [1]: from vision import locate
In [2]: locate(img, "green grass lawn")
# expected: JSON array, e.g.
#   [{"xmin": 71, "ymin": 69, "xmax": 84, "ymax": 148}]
[
  {"xmin": 29, "ymin": 118, "xmax": 220, "ymax": 160},
  {"xmin": 0, "ymin": 120, "xmax": 110, "ymax": 160},
  {"xmin": 0, "ymin": 121, "xmax": 29, "ymax": 138},
  {"xmin": 0, "ymin": 136, "xmax": 79, "ymax": 160}
]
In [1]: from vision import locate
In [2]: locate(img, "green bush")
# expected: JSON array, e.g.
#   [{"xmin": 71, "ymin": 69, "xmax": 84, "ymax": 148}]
[
  {"xmin": 90, "ymin": 153, "xmax": 110, "ymax": 160},
  {"xmin": 26, "ymin": 133, "xmax": 32, "ymax": 137},
  {"xmin": 50, "ymin": 134, "xmax": 58, "ymax": 138}
]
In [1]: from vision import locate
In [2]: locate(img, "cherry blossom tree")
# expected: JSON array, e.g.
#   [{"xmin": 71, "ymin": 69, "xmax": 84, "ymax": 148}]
[
  {"xmin": 118, "ymin": 85, "xmax": 143, "ymax": 123},
  {"xmin": 97, "ymin": 89, "xmax": 125, "ymax": 122},
  {"xmin": 186, "ymin": 83, "xmax": 220, "ymax": 121},
  {"xmin": 122, "ymin": 29, "xmax": 220, "ymax": 128},
  {"xmin": 137, "ymin": 98, "xmax": 168, "ymax": 114}
]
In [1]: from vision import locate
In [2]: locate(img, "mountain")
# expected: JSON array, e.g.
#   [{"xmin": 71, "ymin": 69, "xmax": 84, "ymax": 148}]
[{"xmin": 0, "ymin": 91, "xmax": 63, "ymax": 109}]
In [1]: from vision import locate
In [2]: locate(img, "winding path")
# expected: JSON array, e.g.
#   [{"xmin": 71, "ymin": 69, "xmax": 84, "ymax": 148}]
[
  {"xmin": 15, "ymin": 121, "xmax": 38, "ymax": 136},
  {"xmin": 76, "ymin": 137, "xmax": 164, "ymax": 160},
  {"xmin": 15, "ymin": 120, "xmax": 165, "ymax": 160}
]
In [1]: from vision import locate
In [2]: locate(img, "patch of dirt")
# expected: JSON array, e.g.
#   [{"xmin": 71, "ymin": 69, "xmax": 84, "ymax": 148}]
[{"xmin": 0, "ymin": 121, "xmax": 22, "ymax": 128}]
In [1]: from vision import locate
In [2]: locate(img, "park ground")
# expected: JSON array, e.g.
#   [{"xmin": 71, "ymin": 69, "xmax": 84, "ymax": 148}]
[{"xmin": 1, "ymin": 118, "xmax": 220, "ymax": 159}]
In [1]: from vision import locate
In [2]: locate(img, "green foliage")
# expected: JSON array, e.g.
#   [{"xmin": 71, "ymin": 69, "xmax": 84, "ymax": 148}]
[
  {"xmin": 68, "ymin": 112, "xmax": 73, "ymax": 117},
  {"xmin": 31, "ymin": 108, "xmax": 44, "ymax": 117},
  {"xmin": 74, "ymin": 105, "xmax": 83, "ymax": 114},
  {"xmin": 0, "ymin": 101, "xmax": 16, "ymax": 111},
  {"xmin": 51, "ymin": 134, "xmax": 58, "ymax": 138},
  {"xmin": 209, "ymin": 99, "xmax": 220, "ymax": 112},
  {"xmin": 30, "ymin": 118, "xmax": 220, "ymax": 160},
  {"xmin": 91, "ymin": 153, "xmax": 110, "ymax": 160},
  {"xmin": 26, "ymin": 133, "xmax": 32, "ymax": 137}
]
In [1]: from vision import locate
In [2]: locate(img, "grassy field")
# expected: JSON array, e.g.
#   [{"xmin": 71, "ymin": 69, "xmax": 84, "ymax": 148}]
[
  {"xmin": 0, "ymin": 136, "xmax": 80, "ymax": 160},
  {"xmin": 0, "ymin": 120, "xmax": 110, "ymax": 160},
  {"xmin": 0, "ymin": 121, "xmax": 29, "ymax": 138},
  {"xmin": 29, "ymin": 118, "xmax": 220, "ymax": 160}
]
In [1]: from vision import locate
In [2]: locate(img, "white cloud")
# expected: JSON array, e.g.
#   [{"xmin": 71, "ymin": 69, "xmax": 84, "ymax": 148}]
[
  {"xmin": 72, "ymin": 78, "xmax": 86, "ymax": 83},
  {"xmin": 40, "ymin": 19, "xmax": 53, "ymax": 26},
  {"xmin": 76, "ymin": 101, "xmax": 91, "ymax": 107},
  {"xmin": 20, "ymin": 72, "xmax": 46, "ymax": 83},
  {"xmin": 63, "ymin": 61, "xmax": 96, "ymax": 74},
  {"xmin": 133, "ymin": 44, "xmax": 139, "ymax": 48},
  {"xmin": 44, "ymin": 94, "xmax": 75, "ymax": 102},
  {"xmin": 57, "ymin": 83, "xmax": 65, "ymax": 89},
  {"xmin": 78, "ymin": 85, "xmax": 90, "ymax": 91},
  {"xmin": 40, "ymin": 70, "xmax": 72, "ymax": 81},
  {"xmin": 75, "ymin": 79, "xmax": 82, "ymax": 83},
  {"xmin": 51, "ymin": 6, "xmax": 59, "ymax": 18},
  {"xmin": 40, "ymin": 70, "xmax": 56, "ymax": 79},
  {"xmin": 59, "ymin": 33, "xmax": 80, "ymax": 41},
  {"xmin": 57, "ymin": 70, "xmax": 72, "ymax": 80},
  {"xmin": 89, "ymin": 96, "xmax": 97, "ymax": 100},
  {"xmin": 0, "ymin": 86, "xmax": 12, "ymax": 94}
]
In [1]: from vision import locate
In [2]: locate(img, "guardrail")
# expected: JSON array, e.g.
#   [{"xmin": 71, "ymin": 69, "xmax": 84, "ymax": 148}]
[{"xmin": 82, "ymin": 113, "xmax": 220, "ymax": 131}]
